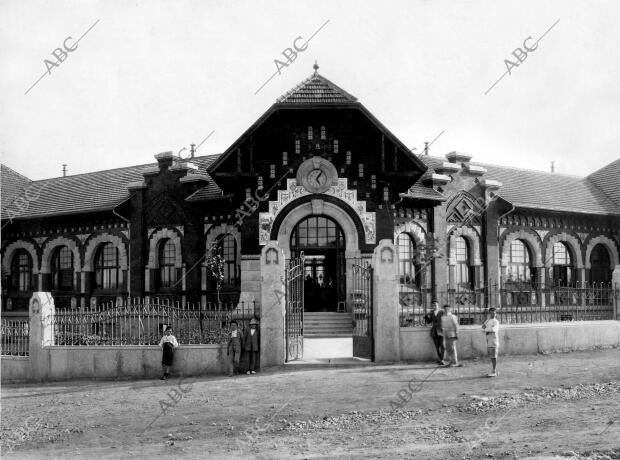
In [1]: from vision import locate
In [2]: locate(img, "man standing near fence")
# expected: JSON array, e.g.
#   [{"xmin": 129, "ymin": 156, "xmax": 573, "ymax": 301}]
[
  {"xmin": 244, "ymin": 318, "xmax": 260, "ymax": 374},
  {"xmin": 424, "ymin": 301, "xmax": 444, "ymax": 364},
  {"xmin": 227, "ymin": 320, "xmax": 244, "ymax": 377},
  {"xmin": 441, "ymin": 304, "xmax": 462, "ymax": 367}
]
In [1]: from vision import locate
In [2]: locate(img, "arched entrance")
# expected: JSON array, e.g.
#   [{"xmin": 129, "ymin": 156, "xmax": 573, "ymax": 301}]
[{"xmin": 290, "ymin": 216, "xmax": 345, "ymax": 312}]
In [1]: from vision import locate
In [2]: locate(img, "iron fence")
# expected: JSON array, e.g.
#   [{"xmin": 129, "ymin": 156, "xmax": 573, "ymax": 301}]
[
  {"xmin": 50, "ymin": 299, "xmax": 259, "ymax": 346},
  {"xmin": 1, "ymin": 319, "xmax": 29, "ymax": 356},
  {"xmin": 400, "ymin": 282, "xmax": 618, "ymax": 327}
]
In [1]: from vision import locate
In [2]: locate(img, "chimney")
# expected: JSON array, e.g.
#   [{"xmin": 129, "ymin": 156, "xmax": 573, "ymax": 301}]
[
  {"xmin": 62, "ymin": 164, "xmax": 67, "ymax": 177},
  {"xmin": 424, "ymin": 142, "xmax": 429, "ymax": 156},
  {"xmin": 190, "ymin": 143, "xmax": 196, "ymax": 159},
  {"xmin": 551, "ymin": 161, "xmax": 555, "ymax": 173}
]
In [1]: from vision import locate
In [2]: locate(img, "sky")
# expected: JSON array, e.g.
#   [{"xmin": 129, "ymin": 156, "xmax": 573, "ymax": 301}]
[{"xmin": 0, "ymin": 0, "xmax": 618, "ymax": 180}]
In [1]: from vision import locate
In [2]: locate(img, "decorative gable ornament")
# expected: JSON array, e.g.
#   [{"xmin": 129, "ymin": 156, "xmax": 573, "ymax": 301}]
[
  {"xmin": 446, "ymin": 192, "xmax": 486, "ymax": 226},
  {"xmin": 258, "ymin": 176, "xmax": 376, "ymax": 245}
]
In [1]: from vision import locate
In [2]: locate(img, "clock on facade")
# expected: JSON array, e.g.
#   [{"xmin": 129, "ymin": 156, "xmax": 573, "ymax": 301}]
[{"xmin": 297, "ymin": 157, "xmax": 338, "ymax": 194}]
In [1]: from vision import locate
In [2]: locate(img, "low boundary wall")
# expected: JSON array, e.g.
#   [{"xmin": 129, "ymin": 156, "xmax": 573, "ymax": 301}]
[
  {"xmin": 400, "ymin": 320, "xmax": 620, "ymax": 361},
  {"xmin": 2, "ymin": 345, "xmax": 227, "ymax": 383}
]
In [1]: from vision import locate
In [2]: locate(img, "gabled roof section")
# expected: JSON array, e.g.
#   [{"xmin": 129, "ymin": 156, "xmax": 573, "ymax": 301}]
[
  {"xmin": 0, "ymin": 155, "xmax": 222, "ymax": 220},
  {"xmin": 587, "ymin": 158, "xmax": 620, "ymax": 207},
  {"xmin": 276, "ymin": 69, "xmax": 358, "ymax": 105},
  {"xmin": 418, "ymin": 154, "xmax": 620, "ymax": 216},
  {"xmin": 209, "ymin": 66, "xmax": 428, "ymax": 174},
  {"xmin": 1, "ymin": 164, "xmax": 32, "ymax": 211}
]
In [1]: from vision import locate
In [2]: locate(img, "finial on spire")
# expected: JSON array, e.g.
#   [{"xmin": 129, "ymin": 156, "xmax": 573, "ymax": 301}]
[{"xmin": 313, "ymin": 61, "xmax": 319, "ymax": 74}]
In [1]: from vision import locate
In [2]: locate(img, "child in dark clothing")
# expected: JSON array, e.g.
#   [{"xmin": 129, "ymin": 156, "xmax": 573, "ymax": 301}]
[{"xmin": 158, "ymin": 326, "xmax": 179, "ymax": 380}]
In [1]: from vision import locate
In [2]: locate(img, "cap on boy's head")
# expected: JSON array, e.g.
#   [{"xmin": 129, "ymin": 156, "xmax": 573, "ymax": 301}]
[
  {"xmin": 488, "ymin": 307, "xmax": 496, "ymax": 312},
  {"xmin": 443, "ymin": 304, "xmax": 451, "ymax": 310},
  {"xmin": 165, "ymin": 326, "xmax": 172, "ymax": 332},
  {"xmin": 230, "ymin": 320, "xmax": 238, "ymax": 326},
  {"xmin": 431, "ymin": 300, "xmax": 438, "ymax": 305}
]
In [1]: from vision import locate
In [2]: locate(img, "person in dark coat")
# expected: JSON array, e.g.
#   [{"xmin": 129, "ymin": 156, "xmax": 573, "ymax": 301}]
[
  {"xmin": 243, "ymin": 318, "xmax": 260, "ymax": 374},
  {"xmin": 227, "ymin": 320, "xmax": 244, "ymax": 377},
  {"xmin": 424, "ymin": 301, "xmax": 445, "ymax": 364},
  {"xmin": 158, "ymin": 326, "xmax": 179, "ymax": 380}
]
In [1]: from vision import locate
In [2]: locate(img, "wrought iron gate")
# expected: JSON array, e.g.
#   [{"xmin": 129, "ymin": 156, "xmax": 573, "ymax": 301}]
[
  {"xmin": 285, "ymin": 252, "xmax": 304, "ymax": 362},
  {"xmin": 352, "ymin": 259, "xmax": 374, "ymax": 360}
]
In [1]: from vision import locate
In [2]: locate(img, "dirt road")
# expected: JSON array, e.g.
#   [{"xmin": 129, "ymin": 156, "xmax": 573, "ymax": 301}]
[{"xmin": 2, "ymin": 349, "xmax": 619, "ymax": 459}]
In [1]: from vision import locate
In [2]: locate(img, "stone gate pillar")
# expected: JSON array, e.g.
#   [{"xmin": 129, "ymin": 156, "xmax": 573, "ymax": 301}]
[
  {"xmin": 29, "ymin": 292, "xmax": 55, "ymax": 381},
  {"xmin": 372, "ymin": 239, "xmax": 400, "ymax": 362},
  {"xmin": 260, "ymin": 241, "xmax": 286, "ymax": 367}
]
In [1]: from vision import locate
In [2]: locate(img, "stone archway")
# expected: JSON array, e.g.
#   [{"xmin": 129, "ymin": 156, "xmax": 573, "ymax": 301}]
[
  {"xmin": 584, "ymin": 235, "xmax": 618, "ymax": 269},
  {"xmin": 147, "ymin": 228, "xmax": 183, "ymax": 269},
  {"xmin": 40, "ymin": 236, "xmax": 81, "ymax": 274},
  {"xmin": 500, "ymin": 229, "xmax": 543, "ymax": 268},
  {"xmin": 2, "ymin": 240, "xmax": 40, "ymax": 275},
  {"xmin": 83, "ymin": 233, "xmax": 129, "ymax": 271},
  {"xmin": 544, "ymin": 232, "xmax": 583, "ymax": 268},
  {"xmin": 275, "ymin": 198, "xmax": 363, "ymax": 317},
  {"xmin": 276, "ymin": 199, "xmax": 361, "ymax": 260}
]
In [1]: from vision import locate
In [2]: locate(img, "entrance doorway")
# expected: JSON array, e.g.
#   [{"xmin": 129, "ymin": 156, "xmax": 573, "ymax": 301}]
[{"xmin": 290, "ymin": 216, "xmax": 345, "ymax": 312}]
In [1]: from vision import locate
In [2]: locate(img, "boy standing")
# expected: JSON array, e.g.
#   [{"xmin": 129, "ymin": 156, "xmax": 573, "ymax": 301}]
[
  {"xmin": 440, "ymin": 304, "xmax": 462, "ymax": 367},
  {"xmin": 424, "ymin": 301, "xmax": 444, "ymax": 364},
  {"xmin": 227, "ymin": 320, "xmax": 244, "ymax": 377},
  {"xmin": 158, "ymin": 326, "xmax": 179, "ymax": 380},
  {"xmin": 482, "ymin": 308, "xmax": 500, "ymax": 377},
  {"xmin": 244, "ymin": 318, "xmax": 260, "ymax": 374}
]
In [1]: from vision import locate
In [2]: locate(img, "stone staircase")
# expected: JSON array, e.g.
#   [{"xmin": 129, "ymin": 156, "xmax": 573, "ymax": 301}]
[{"xmin": 304, "ymin": 312, "xmax": 353, "ymax": 338}]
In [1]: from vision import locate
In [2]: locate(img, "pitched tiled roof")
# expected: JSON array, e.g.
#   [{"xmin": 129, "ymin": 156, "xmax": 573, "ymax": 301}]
[
  {"xmin": 587, "ymin": 158, "xmax": 620, "ymax": 207},
  {"xmin": 276, "ymin": 71, "xmax": 358, "ymax": 104},
  {"xmin": 185, "ymin": 180, "xmax": 228, "ymax": 202},
  {"xmin": 0, "ymin": 155, "xmax": 222, "ymax": 220},
  {"xmin": 403, "ymin": 183, "xmax": 446, "ymax": 201},
  {"xmin": 0, "ymin": 165, "xmax": 32, "ymax": 211},
  {"xmin": 417, "ymin": 155, "xmax": 620, "ymax": 216}
]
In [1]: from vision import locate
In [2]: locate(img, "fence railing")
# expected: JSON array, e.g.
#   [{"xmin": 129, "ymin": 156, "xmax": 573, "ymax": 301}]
[
  {"xmin": 50, "ymin": 299, "xmax": 259, "ymax": 346},
  {"xmin": 1, "ymin": 319, "xmax": 30, "ymax": 356},
  {"xmin": 400, "ymin": 282, "xmax": 618, "ymax": 327}
]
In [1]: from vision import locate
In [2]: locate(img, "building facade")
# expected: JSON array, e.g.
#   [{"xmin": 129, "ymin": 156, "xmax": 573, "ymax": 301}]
[{"xmin": 2, "ymin": 67, "xmax": 619, "ymax": 353}]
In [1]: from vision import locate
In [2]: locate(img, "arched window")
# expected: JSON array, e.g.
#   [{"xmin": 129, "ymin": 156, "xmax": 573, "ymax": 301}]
[
  {"xmin": 218, "ymin": 234, "xmax": 238, "ymax": 287},
  {"xmin": 552, "ymin": 242, "xmax": 574, "ymax": 286},
  {"xmin": 455, "ymin": 236, "xmax": 473, "ymax": 289},
  {"xmin": 51, "ymin": 246, "xmax": 74, "ymax": 291},
  {"xmin": 397, "ymin": 233, "xmax": 421, "ymax": 289},
  {"xmin": 11, "ymin": 249, "xmax": 32, "ymax": 291},
  {"xmin": 590, "ymin": 244, "xmax": 611, "ymax": 283},
  {"xmin": 506, "ymin": 240, "xmax": 533, "ymax": 284},
  {"xmin": 158, "ymin": 238, "xmax": 176, "ymax": 288},
  {"xmin": 95, "ymin": 243, "xmax": 120, "ymax": 289}
]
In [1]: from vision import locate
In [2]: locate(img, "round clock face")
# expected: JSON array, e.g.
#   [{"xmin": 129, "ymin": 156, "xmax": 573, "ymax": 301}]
[{"xmin": 308, "ymin": 168, "xmax": 327, "ymax": 188}]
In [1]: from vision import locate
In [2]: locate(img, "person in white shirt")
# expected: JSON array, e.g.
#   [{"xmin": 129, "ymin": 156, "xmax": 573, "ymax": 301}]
[
  {"xmin": 158, "ymin": 326, "xmax": 180, "ymax": 380},
  {"xmin": 481, "ymin": 308, "xmax": 500, "ymax": 377}
]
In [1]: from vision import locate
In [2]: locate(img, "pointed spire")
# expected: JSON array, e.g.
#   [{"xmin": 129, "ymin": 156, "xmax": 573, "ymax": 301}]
[{"xmin": 313, "ymin": 60, "xmax": 319, "ymax": 74}]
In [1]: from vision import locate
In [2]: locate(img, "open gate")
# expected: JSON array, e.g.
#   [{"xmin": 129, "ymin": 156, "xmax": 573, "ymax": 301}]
[
  {"xmin": 285, "ymin": 252, "xmax": 304, "ymax": 362},
  {"xmin": 352, "ymin": 259, "xmax": 374, "ymax": 360}
]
